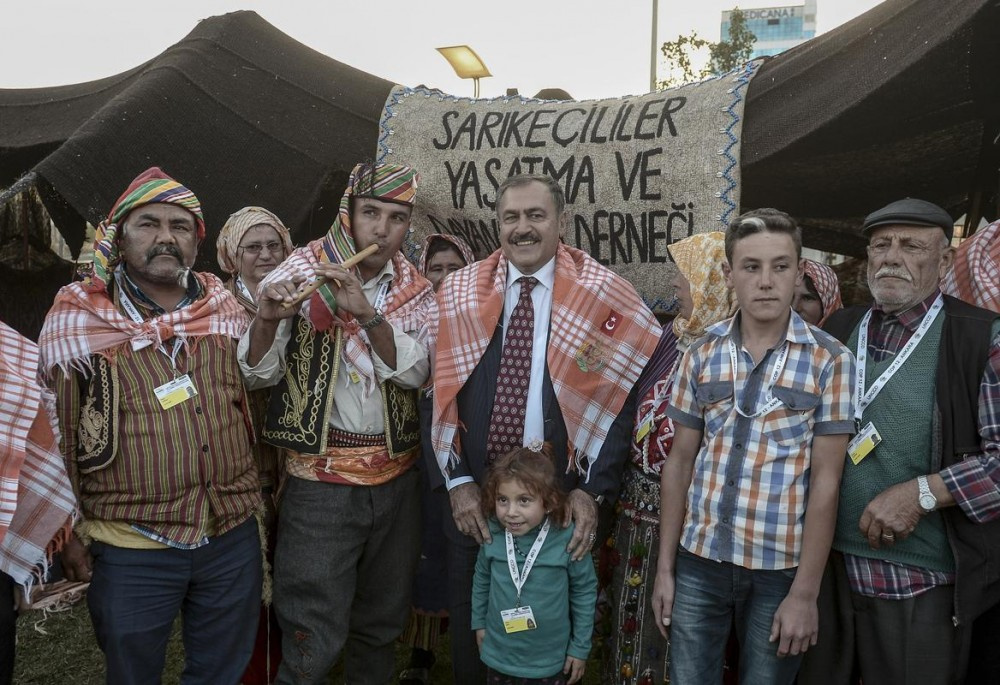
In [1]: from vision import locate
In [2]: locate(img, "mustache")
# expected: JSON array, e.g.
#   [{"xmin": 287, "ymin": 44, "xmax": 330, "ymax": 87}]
[
  {"xmin": 508, "ymin": 231, "xmax": 539, "ymax": 243},
  {"xmin": 147, "ymin": 245, "xmax": 183, "ymax": 262},
  {"xmin": 874, "ymin": 266, "xmax": 913, "ymax": 282}
]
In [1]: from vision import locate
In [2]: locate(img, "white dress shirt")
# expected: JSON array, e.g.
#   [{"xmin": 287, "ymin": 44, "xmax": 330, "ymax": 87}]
[{"xmin": 447, "ymin": 257, "xmax": 555, "ymax": 489}]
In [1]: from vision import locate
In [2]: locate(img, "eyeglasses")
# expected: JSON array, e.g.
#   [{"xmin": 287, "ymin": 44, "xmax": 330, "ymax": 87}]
[{"xmin": 239, "ymin": 241, "xmax": 284, "ymax": 256}]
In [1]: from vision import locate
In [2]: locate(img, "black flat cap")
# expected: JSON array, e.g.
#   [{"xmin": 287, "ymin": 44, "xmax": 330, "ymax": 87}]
[{"xmin": 862, "ymin": 198, "xmax": 954, "ymax": 241}]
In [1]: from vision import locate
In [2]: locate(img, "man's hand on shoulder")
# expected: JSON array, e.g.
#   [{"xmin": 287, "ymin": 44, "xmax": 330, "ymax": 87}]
[
  {"xmin": 450, "ymin": 482, "xmax": 492, "ymax": 545},
  {"xmin": 563, "ymin": 489, "xmax": 598, "ymax": 561}
]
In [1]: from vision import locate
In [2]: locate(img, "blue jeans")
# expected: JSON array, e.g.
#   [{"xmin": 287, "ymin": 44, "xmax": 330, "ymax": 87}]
[
  {"xmin": 87, "ymin": 518, "xmax": 262, "ymax": 685},
  {"xmin": 669, "ymin": 547, "xmax": 803, "ymax": 685}
]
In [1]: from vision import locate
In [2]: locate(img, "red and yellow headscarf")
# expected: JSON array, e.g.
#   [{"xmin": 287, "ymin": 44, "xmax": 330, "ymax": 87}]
[{"xmin": 801, "ymin": 259, "xmax": 843, "ymax": 325}]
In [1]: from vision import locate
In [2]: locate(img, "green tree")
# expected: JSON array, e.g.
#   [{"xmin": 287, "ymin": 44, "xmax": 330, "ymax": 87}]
[{"xmin": 659, "ymin": 7, "xmax": 756, "ymax": 88}]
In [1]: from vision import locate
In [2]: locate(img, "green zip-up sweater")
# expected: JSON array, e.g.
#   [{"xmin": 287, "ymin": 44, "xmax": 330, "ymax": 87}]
[{"xmin": 472, "ymin": 518, "xmax": 597, "ymax": 678}]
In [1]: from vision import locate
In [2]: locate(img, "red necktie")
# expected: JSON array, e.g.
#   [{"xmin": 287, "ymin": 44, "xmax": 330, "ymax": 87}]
[{"xmin": 486, "ymin": 276, "xmax": 538, "ymax": 464}]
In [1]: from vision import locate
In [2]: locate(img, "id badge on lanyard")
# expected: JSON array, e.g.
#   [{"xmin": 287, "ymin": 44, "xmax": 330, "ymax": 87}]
[
  {"xmin": 119, "ymin": 286, "xmax": 198, "ymax": 409},
  {"xmin": 849, "ymin": 295, "xmax": 944, "ymax": 464},
  {"xmin": 502, "ymin": 519, "xmax": 550, "ymax": 633}
]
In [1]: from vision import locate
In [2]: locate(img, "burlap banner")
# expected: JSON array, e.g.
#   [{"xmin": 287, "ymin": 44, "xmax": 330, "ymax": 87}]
[{"xmin": 378, "ymin": 63, "xmax": 758, "ymax": 312}]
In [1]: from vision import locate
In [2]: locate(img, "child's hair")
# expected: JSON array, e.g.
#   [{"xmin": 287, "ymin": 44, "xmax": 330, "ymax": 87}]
[
  {"xmin": 724, "ymin": 207, "xmax": 802, "ymax": 262},
  {"xmin": 480, "ymin": 445, "xmax": 568, "ymax": 521}
]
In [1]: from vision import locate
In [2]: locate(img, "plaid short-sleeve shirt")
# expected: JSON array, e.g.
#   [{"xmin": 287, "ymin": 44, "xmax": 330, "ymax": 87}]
[{"xmin": 667, "ymin": 310, "xmax": 856, "ymax": 570}]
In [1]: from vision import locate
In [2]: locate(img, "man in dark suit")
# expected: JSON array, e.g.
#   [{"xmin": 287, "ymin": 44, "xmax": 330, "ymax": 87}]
[{"xmin": 431, "ymin": 173, "xmax": 662, "ymax": 683}]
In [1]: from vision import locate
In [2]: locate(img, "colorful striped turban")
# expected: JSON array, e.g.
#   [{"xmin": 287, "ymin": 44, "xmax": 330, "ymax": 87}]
[
  {"xmin": 802, "ymin": 259, "xmax": 843, "ymax": 325},
  {"xmin": 216, "ymin": 206, "xmax": 294, "ymax": 275},
  {"xmin": 942, "ymin": 220, "xmax": 1000, "ymax": 313},
  {"xmin": 667, "ymin": 231, "xmax": 736, "ymax": 348},
  {"xmin": 90, "ymin": 167, "xmax": 204, "ymax": 292},
  {"xmin": 313, "ymin": 162, "xmax": 419, "ymax": 316}
]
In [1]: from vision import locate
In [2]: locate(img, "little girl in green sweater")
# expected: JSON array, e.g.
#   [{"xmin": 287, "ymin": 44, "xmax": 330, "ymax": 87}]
[{"xmin": 472, "ymin": 446, "xmax": 598, "ymax": 684}]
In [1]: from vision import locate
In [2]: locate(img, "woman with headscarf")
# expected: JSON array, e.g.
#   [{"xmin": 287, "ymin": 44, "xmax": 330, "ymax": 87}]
[
  {"xmin": 216, "ymin": 206, "xmax": 295, "ymax": 313},
  {"xmin": 216, "ymin": 206, "xmax": 293, "ymax": 685},
  {"xmin": 601, "ymin": 231, "xmax": 735, "ymax": 685},
  {"xmin": 399, "ymin": 233, "xmax": 475, "ymax": 685},
  {"xmin": 793, "ymin": 259, "xmax": 843, "ymax": 326}
]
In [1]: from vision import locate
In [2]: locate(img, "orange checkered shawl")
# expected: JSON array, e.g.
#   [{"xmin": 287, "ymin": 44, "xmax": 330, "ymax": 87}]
[
  {"xmin": 38, "ymin": 272, "xmax": 249, "ymax": 376},
  {"xmin": 0, "ymin": 322, "xmax": 76, "ymax": 593},
  {"xmin": 433, "ymin": 244, "xmax": 661, "ymax": 478}
]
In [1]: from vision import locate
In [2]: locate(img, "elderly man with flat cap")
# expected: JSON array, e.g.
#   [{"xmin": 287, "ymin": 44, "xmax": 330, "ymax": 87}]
[{"xmin": 799, "ymin": 198, "xmax": 1000, "ymax": 684}]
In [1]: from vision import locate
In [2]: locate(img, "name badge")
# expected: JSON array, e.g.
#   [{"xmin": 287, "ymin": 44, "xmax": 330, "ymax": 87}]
[
  {"xmin": 154, "ymin": 374, "xmax": 198, "ymax": 410},
  {"xmin": 848, "ymin": 422, "xmax": 882, "ymax": 465},
  {"xmin": 501, "ymin": 605, "xmax": 537, "ymax": 633},
  {"xmin": 635, "ymin": 412, "xmax": 654, "ymax": 442}
]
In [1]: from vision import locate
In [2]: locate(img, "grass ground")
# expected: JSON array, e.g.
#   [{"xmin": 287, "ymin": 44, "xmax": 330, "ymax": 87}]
[{"xmin": 14, "ymin": 603, "xmax": 605, "ymax": 684}]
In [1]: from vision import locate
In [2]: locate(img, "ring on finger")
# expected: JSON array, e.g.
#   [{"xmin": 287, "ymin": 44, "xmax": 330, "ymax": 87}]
[{"xmin": 882, "ymin": 531, "xmax": 895, "ymax": 540}]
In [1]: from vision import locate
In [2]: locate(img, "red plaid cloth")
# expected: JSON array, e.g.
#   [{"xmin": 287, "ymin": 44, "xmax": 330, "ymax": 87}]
[
  {"xmin": 260, "ymin": 241, "xmax": 437, "ymax": 401},
  {"xmin": 38, "ymin": 271, "xmax": 249, "ymax": 376},
  {"xmin": 942, "ymin": 220, "xmax": 1000, "ymax": 314},
  {"xmin": 433, "ymin": 244, "xmax": 661, "ymax": 478},
  {"xmin": 0, "ymin": 322, "xmax": 75, "ymax": 593},
  {"xmin": 802, "ymin": 259, "xmax": 844, "ymax": 325}
]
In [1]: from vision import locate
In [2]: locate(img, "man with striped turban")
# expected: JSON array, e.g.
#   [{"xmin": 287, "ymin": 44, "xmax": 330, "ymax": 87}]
[
  {"xmin": 240, "ymin": 161, "xmax": 437, "ymax": 684},
  {"xmin": 38, "ymin": 167, "xmax": 263, "ymax": 684}
]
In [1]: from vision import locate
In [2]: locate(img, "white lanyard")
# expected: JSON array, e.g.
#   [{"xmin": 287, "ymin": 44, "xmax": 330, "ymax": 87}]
[
  {"xmin": 235, "ymin": 276, "xmax": 254, "ymax": 303},
  {"xmin": 373, "ymin": 280, "xmax": 390, "ymax": 312},
  {"xmin": 118, "ymin": 286, "xmax": 184, "ymax": 370},
  {"xmin": 855, "ymin": 293, "xmax": 944, "ymax": 420},
  {"xmin": 505, "ymin": 518, "xmax": 550, "ymax": 604},
  {"xmin": 728, "ymin": 338, "xmax": 790, "ymax": 418}
]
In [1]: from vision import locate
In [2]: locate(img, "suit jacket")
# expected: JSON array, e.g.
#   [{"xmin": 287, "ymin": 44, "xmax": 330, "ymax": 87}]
[{"xmin": 424, "ymin": 323, "xmax": 637, "ymax": 500}]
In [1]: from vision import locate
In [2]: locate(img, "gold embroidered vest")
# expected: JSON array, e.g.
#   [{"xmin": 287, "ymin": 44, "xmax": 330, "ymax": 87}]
[{"xmin": 262, "ymin": 315, "xmax": 421, "ymax": 456}]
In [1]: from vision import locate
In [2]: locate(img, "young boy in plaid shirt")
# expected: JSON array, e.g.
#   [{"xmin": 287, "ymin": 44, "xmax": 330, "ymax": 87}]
[{"xmin": 652, "ymin": 208, "xmax": 856, "ymax": 684}]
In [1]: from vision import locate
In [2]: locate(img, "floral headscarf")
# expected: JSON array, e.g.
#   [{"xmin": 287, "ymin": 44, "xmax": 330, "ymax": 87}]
[{"xmin": 667, "ymin": 231, "xmax": 736, "ymax": 347}]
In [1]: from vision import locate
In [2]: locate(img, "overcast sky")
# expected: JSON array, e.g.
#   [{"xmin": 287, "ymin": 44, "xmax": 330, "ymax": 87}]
[{"xmin": 4, "ymin": 0, "xmax": 882, "ymax": 99}]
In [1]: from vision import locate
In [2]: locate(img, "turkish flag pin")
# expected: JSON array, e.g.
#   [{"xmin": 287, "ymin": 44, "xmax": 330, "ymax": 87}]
[{"xmin": 603, "ymin": 311, "xmax": 621, "ymax": 333}]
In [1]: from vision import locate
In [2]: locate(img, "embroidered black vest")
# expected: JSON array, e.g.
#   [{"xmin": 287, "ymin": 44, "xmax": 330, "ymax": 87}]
[{"xmin": 262, "ymin": 315, "xmax": 421, "ymax": 456}]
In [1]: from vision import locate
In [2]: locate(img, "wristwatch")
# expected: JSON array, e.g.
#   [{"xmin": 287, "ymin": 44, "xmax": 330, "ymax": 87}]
[
  {"xmin": 359, "ymin": 307, "xmax": 385, "ymax": 331},
  {"xmin": 917, "ymin": 475, "xmax": 937, "ymax": 513}
]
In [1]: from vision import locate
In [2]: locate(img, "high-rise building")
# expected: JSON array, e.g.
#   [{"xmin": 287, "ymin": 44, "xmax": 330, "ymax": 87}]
[{"xmin": 721, "ymin": 0, "xmax": 817, "ymax": 59}]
